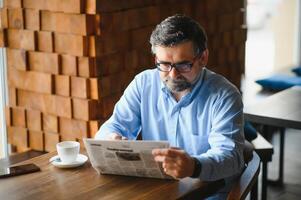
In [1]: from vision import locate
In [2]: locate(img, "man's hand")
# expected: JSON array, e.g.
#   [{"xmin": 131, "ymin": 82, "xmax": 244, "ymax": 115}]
[
  {"xmin": 152, "ymin": 147, "xmax": 195, "ymax": 179},
  {"xmin": 106, "ymin": 132, "xmax": 128, "ymax": 140}
]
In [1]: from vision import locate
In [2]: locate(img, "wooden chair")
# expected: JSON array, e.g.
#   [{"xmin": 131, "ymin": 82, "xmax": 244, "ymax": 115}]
[
  {"xmin": 251, "ymin": 132, "xmax": 273, "ymax": 200},
  {"xmin": 227, "ymin": 148, "xmax": 261, "ymax": 200}
]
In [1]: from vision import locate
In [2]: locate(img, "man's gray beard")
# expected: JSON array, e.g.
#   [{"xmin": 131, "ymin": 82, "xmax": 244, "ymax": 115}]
[{"xmin": 163, "ymin": 76, "xmax": 192, "ymax": 93}]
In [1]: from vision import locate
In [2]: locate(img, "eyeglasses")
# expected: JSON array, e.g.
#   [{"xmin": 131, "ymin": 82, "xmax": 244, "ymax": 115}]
[{"xmin": 155, "ymin": 54, "xmax": 201, "ymax": 73}]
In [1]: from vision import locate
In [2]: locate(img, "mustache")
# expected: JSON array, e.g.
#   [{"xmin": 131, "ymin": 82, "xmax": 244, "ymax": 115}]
[{"xmin": 164, "ymin": 75, "xmax": 187, "ymax": 83}]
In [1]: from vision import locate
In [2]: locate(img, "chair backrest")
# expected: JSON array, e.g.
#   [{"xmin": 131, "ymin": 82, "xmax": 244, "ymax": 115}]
[{"xmin": 227, "ymin": 151, "xmax": 260, "ymax": 200}]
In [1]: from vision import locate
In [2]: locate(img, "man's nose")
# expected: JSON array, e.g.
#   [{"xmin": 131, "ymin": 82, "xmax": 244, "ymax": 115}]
[{"xmin": 169, "ymin": 67, "xmax": 179, "ymax": 79}]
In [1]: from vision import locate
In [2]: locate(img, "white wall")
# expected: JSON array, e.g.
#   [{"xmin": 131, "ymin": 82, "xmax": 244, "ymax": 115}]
[
  {"xmin": 245, "ymin": 0, "xmax": 300, "ymax": 80},
  {"xmin": 270, "ymin": 0, "xmax": 299, "ymax": 70},
  {"xmin": 0, "ymin": 48, "xmax": 8, "ymax": 159},
  {"xmin": 0, "ymin": 0, "xmax": 8, "ymax": 159},
  {"xmin": 0, "ymin": 47, "xmax": 8, "ymax": 159}
]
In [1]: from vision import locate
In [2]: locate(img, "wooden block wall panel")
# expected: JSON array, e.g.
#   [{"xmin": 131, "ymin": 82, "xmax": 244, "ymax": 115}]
[
  {"xmin": 28, "ymin": 51, "xmax": 60, "ymax": 74},
  {"xmin": 218, "ymin": 13, "xmax": 233, "ymax": 32},
  {"xmin": 206, "ymin": 17, "xmax": 217, "ymax": 35},
  {"xmin": 7, "ymin": 125, "xmax": 14, "ymax": 144},
  {"xmin": 41, "ymin": 11, "xmax": 95, "ymax": 35},
  {"xmin": 217, "ymin": 49, "xmax": 226, "ymax": 65},
  {"xmin": 0, "ymin": 29, "xmax": 7, "ymax": 47},
  {"xmin": 78, "ymin": 57, "xmax": 98, "ymax": 77},
  {"xmin": 100, "ymin": 95, "xmax": 119, "ymax": 118},
  {"xmin": 206, "ymin": 0, "xmax": 219, "ymax": 15},
  {"xmin": 233, "ymin": 29, "xmax": 247, "ymax": 45},
  {"xmin": 228, "ymin": 47, "xmax": 236, "ymax": 63},
  {"xmin": 54, "ymin": 75, "xmax": 70, "ymax": 96},
  {"xmin": 99, "ymin": 76, "xmax": 112, "ymax": 97},
  {"xmin": 43, "ymin": 113, "xmax": 58, "ymax": 133},
  {"xmin": 59, "ymin": 117, "xmax": 88, "ymax": 140},
  {"xmin": 37, "ymin": 31, "xmax": 53, "ymax": 52},
  {"xmin": 99, "ymin": 75, "xmax": 121, "ymax": 97},
  {"xmin": 72, "ymin": 98, "xmax": 100, "ymax": 120},
  {"xmin": 22, "ymin": 0, "xmax": 45, "ymax": 10},
  {"xmin": 7, "ymin": 126, "xmax": 29, "ymax": 152},
  {"xmin": 90, "ymin": 78, "xmax": 99, "ymax": 100},
  {"xmin": 5, "ymin": 107, "xmax": 11, "ymax": 126},
  {"xmin": 49, "ymin": 95, "xmax": 73, "ymax": 118},
  {"xmin": 95, "ymin": 33, "xmax": 129, "ymax": 56},
  {"xmin": 94, "ymin": 0, "xmax": 154, "ymax": 13},
  {"xmin": 100, "ymin": 6, "xmax": 160, "ymax": 33},
  {"xmin": 26, "ymin": 109, "xmax": 42, "ymax": 131},
  {"xmin": 95, "ymin": 53, "xmax": 123, "ymax": 76},
  {"xmin": 89, "ymin": 120, "xmax": 101, "ymax": 138},
  {"xmin": 59, "ymin": 131, "xmax": 76, "ymax": 141},
  {"xmin": 238, "ymin": 44, "xmax": 245, "ymax": 73},
  {"xmin": 137, "ymin": 50, "xmax": 153, "ymax": 69},
  {"xmin": 29, "ymin": 130, "xmax": 44, "ymax": 151},
  {"xmin": 18, "ymin": 90, "xmax": 72, "ymax": 118},
  {"xmin": 124, "ymin": 50, "xmax": 139, "ymax": 70},
  {"xmin": 23, "ymin": 0, "xmax": 84, "ymax": 14},
  {"xmin": 8, "ymin": 8, "xmax": 24, "ymax": 29},
  {"xmin": 7, "ymin": 29, "xmax": 35, "ymax": 50},
  {"xmin": 61, "ymin": 54, "xmax": 77, "ymax": 76},
  {"xmin": 59, "ymin": 117, "xmax": 76, "ymax": 140},
  {"xmin": 8, "ymin": 87, "xmax": 17, "ymax": 106},
  {"xmin": 88, "ymin": 36, "xmax": 96, "ymax": 57},
  {"xmin": 85, "ymin": 0, "xmax": 96, "ymax": 14},
  {"xmin": 71, "ymin": 76, "xmax": 90, "ymax": 98},
  {"xmin": 6, "ymin": 48, "xmax": 27, "ymax": 71},
  {"xmin": 44, "ymin": 132, "xmax": 59, "ymax": 152},
  {"xmin": 233, "ymin": 10, "xmax": 245, "ymax": 27},
  {"xmin": 0, "ymin": 8, "xmax": 8, "ymax": 29},
  {"xmin": 8, "ymin": 67, "xmax": 53, "ymax": 94},
  {"xmin": 130, "ymin": 26, "xmax": 153, "ymax": 50},
  {"xmin": 120, "ymin": 71, "xmax": 136, "ymax": 91},
  {"xmin": 24, "ymin": 9, "xmax": 40, "ymax": 30},
  {"xmin": 223, "ymin": 31, "xmax": 232, "ymax": 47},
  {"xmin": 54, "ymin": 33, "xmax": 88, "ymax": 56},
  {"xmin": 11, "ymin": 107, "xmax": 26, "ymax": 127},
  {"xmin": 53, "ymin": 0, "xmax": 85, "ymax": 14},
  {"xmin": 4, "ymin": 0, "xmax": 22, "ymax": 8}
]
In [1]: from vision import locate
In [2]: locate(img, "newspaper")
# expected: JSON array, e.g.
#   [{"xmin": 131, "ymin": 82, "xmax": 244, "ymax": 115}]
[{"xmin": 83, "ymin": 138, "xmax": 174, "ymax": 179}]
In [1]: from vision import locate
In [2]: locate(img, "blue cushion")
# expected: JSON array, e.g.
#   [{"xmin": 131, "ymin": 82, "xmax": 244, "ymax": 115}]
[
  {"xmin": 292, "ymin": 66, "xmax": 301, "ymax": 76},
  {"xmin": 255, "ymin": 75, "xmax": 301, "ymax": 91},
  {"xmin": 244, "ymin": 121, "xmax": 258, "ymax": 141}
]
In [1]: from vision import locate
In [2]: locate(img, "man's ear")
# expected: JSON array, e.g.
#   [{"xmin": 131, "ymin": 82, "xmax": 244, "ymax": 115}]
[{"xmin": 200, "ymin": 49, "xmax": 209, "ymax": 66}]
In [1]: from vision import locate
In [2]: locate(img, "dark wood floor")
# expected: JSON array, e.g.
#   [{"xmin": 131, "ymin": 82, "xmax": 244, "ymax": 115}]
[{"xmin": 257, "ymin": 129, "xmax": 301, "ymax": 200}]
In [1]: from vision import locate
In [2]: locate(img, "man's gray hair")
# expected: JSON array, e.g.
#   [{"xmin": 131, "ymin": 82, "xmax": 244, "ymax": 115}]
[{"xmin": 150, "ymin": 14, "xmax": 207, "ymax": 56}]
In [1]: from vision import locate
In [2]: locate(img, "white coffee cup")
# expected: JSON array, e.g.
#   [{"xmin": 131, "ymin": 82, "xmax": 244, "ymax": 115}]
[{"xmin": 56, "ymin": 141, "xmax": 80, "ymax": 164}]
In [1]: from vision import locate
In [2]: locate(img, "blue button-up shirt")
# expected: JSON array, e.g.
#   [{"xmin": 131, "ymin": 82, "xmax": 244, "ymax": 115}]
[{"xmin": 95, "ymin": 67, "xmax": 245, "ymax": 182}]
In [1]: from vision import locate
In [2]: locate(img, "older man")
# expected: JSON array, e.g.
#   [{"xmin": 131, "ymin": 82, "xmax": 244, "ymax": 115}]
[{"xmin": 95, "ymin": 14, "xmax": 245, "ymax": 199}]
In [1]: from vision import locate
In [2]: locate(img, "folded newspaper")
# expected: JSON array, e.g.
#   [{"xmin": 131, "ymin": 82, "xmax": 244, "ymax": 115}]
[{"xmin": 84, "ymin": 138, "xmax": 174, "ymax": 179}]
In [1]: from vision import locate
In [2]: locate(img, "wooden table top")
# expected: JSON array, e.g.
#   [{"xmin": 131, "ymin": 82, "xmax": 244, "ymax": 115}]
[
  {"xmin": 0, "ymin": 151, "xmax": 224, "ymax": 200},
  {"xmin": 244, "ymin": 86, "xmax": 301, "ymax": 129}
]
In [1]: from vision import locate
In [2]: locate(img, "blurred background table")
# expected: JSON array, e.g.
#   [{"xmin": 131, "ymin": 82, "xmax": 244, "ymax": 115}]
[{"xmin": 244, "ymin": 86, "xmax": 301, "ymax": 184}]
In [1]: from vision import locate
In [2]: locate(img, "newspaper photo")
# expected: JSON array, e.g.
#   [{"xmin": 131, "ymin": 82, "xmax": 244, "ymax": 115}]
[{"xmin": 83, "ymin": 138, "xmax": 174, "ymax": 179}]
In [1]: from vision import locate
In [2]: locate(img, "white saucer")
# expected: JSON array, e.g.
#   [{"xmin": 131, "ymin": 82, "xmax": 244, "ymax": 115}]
[{"xmin": 49, "ymin": 154, "xmax": 88, "ymax": 168}]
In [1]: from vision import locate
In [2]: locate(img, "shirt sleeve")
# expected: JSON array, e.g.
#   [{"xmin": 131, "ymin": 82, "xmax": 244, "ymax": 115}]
[
  {"xmin": 196, "ymin": 90, "xmax": 245, "ymax": 181},
  {"xmin": 94, "ymin": 75, "xmax": 142, "ymax": 140}
]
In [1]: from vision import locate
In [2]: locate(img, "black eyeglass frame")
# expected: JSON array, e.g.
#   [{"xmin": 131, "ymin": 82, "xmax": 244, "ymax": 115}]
[{"xmin": 155, "ymin": 53, "xmax": 202, "ymax": 73}]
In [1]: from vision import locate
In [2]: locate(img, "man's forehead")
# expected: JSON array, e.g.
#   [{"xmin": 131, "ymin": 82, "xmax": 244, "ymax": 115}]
[{"xmin": 155, "ymin": 41, "xmax": 195, "ymax": 59}]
